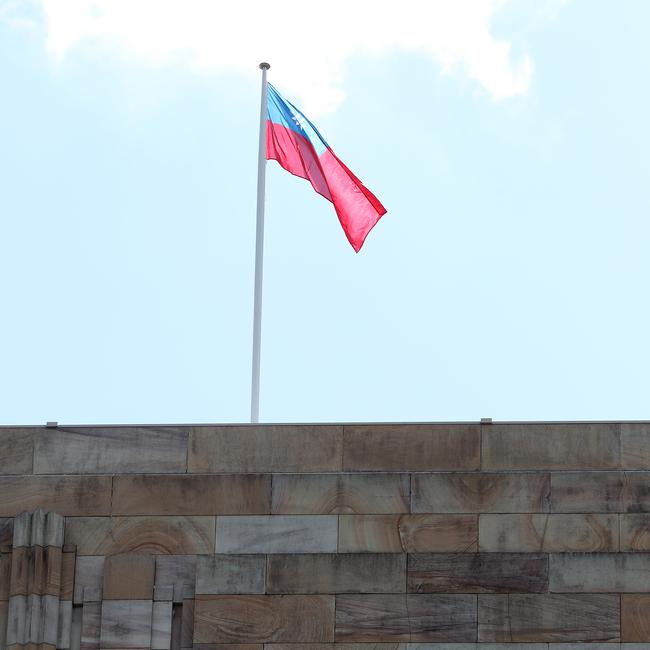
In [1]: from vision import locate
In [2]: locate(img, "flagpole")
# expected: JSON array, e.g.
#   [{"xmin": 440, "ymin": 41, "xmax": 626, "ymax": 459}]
[{"xmin": 251, "ymin": 61, "xmax": 270, "ymax": 424}]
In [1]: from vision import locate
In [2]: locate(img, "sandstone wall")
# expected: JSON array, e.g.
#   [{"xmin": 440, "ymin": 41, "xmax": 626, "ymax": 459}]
[{"xmin": 0, "ymin": 422, "xmax": 649, "ymax": 648}]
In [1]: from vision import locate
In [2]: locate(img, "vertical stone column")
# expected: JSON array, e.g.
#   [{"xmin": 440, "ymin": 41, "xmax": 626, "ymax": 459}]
[{"xmin": 6, "ymin": 509, "xmax": 65, "ymax": 649}]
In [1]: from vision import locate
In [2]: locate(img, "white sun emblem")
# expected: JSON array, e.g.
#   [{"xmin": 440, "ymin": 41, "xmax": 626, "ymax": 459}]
[{"xmin": 291, "ymin": 109, "xmax": 307, "ymax": 131}]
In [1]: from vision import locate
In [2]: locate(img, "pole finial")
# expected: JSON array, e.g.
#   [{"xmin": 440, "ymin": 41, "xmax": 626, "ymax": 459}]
[{"xmin": 259, "ymin": 62, "xmax": 270, "ymax": 70}]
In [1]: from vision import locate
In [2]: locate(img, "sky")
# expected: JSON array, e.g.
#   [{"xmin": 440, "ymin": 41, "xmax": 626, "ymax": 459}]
[{"xmin": 1, "ymin": 0, "xmax": 650, "ymax": 425}]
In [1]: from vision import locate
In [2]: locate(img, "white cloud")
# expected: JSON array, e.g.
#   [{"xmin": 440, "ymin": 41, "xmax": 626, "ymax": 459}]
[{"xmin": 37, "ymin": 0, "xmax": 535, "ymax": 114}]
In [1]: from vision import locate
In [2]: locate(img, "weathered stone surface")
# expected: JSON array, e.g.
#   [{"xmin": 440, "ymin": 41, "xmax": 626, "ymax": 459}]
[
  {"xmin": 335, "ymin": 594, "xmax": 476, "ymax": 642},
  {"xmin": 215, "ymin": 516, "xmax": 337, "ymax": 553},
  {"xmin": 482, "ymin": 424, "xmax": 620, "ymax": 470},
  {"xmin": 550, "ymin": 553, "xmax": 650, "ymax": 592},
  {"xmin": 34, "ymin": 426, "xmax": 188, "ymax": 474},
  {"xmin": 479, "ymin": 514, "xmax": 618, "ymax": 552},
  {"xmin": 412, "ymin": 472, "xmax": 550, "ymax": 514},
  {"xmin": 100, "ymin": 599, "xmax": 153, "ymax": 647},
  {"xmin": 73, "ymin": 556, "xmax": 104, "ymax": 604},
  {"xmin": 338, "ymin": 515, "xmax": 477, "ymax": 553},
  {"xmin": 0, "ymin": 428, "xmax": 34, "ymax": 474},
  {"xmin": 151, "ymin": 600, "xmax": 172, "ymax": 649},
  {"xmin": 343, "ymin": 424, "xmax": 480, "ymax": 471},
  {"xmin": 60, "ymin": 548, "xmax": 76, "ymax": 601},
  {"xmin": 622, "ymin": 594, "xmax": 650, "ymax": 641},
  {"xmin": 196, "ymin": 555, "xmax": 265, "ymax": 594},
  {"xmin": 10, "ymin": 545, "xmax": 63, "ymax": 597},
  {"xmin": 408, "ymin": 553, "xmax": 548, "ymax": 593},
  {"xmin": 622, "ymin": 424, "xmax": 650, "ymax": 469},
  {"xmin": 621, "ymin": 514, "xmax": 650, "ymax": 551},
  {"xmin": 189, "ymin": 426, "xmax": 343, "ymax": 473},
  {"xmin": 267, "ymin": 554, "xmax": 405, "ymax": 594},
  {"xmin": 0, "ymin": 476, "xmax": 112, "ymax": 517},
  {"xmin": 551, "ymin": 472, "xmax": 650, "ymax": 513},
  {"xmin": 81, "ymin": 600, "xmax": 101, "ymax": 648},
  {"xmin": 103, "ymin": 553, "xmax": 155, "ymax": 600},
  {"xmin": 272, "ymin": 474, "xmax": 409, "ymax": 514},
  {"xmin": 155, "ymin": 555, "xmax": 196, "ymax": 603},
  {"xmin": 65, "ymin": 516, "xmax": 214, "ymax": 555},
  {"xmin": 0, "ymin": 517, "xmax": 13, "ymax": 545},
  {"xmin": 478, "ymin": 594, "xmax": 620, "ymax": 642},
  {"xmin": 113, "ymin": 474, "xmax": 270, "ymax": 516},
  {"xmin": 194, "ymin": 595, "xmax": 335, "ymax": 643},
  {"xmin": 0, "ymin": 551, "xmax": 11, "ymax": 599}
]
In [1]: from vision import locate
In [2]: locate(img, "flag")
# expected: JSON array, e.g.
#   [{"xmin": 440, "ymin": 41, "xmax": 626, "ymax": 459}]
[{"xmin": 266, "ymin": 83, "xmax": 387, "ymax": 252}]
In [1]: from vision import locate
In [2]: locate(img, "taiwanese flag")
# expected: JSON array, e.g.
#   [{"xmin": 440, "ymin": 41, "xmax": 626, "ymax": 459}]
[{"xmin": 266, "ymin": 83, "xmax": 387, "ymax": 252}]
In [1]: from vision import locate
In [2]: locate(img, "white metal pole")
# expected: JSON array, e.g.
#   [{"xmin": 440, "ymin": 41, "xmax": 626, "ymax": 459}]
[{"xmin": 251, "ymin": 62, "xmax": 270, "ymax": 424}]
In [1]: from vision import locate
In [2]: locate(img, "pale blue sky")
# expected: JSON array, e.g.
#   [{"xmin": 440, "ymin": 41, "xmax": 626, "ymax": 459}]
[{"xmin": 2, "ymin": 0, "xmax": 649, "ymax": 425}]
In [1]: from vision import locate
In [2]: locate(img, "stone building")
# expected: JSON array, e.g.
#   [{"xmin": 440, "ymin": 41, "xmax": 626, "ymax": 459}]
[{"xmin": 0, "ymin": 421, "xmax": 649, "ymax": 647}]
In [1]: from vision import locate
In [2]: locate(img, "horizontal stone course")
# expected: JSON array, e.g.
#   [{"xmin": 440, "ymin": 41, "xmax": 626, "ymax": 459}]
[
  {"xmin": 482, "ymin": 423, "xmax": 620, "ymax": 470},
  {"xmin": 189, "ymin": 425, "xmax": 343, "ymax": 473},
  {"xmin": 343, "ymin": 424, "xmax": 480, "ymax": 471},
  {"xmin": 215, "ymin": 515, "xmax": 337, "ymax": 554},
  {"xmin": 335, "ymin": 594, "xmax": 477, "ymax": 642},
  {"xmin": 64, "ymin": 516, "xmax": 215, "ymax": 555},
  {"xmin": 272, "ymin": 474, "xmax": 410, "ymax": 514},
  {"xmin": 266, "ymin": 554, "xmax": 405, "ymax": 594},
  {"xmin": 112, "ymin": 474, "xmax": 271, "ymax": 515},
  {"xmin": 412, "ymin": 472, "xmax": 550, "ymax": 513},
  {"xmin": 34, "ymin": 426, "xmax": 189, "ymax": 474},
  {"xmin": 408, "ymin": 553, "xmax": 548, "ymax": 593},
  {"xmin": 479, "ymin": 514, "xmax": 619, "ymax": 552},
  {"xmin": 338, "ymin": 515, "xmax": 478, "ymax": 553},
  {"xmin": 550, "ymin": 553, "xmax": 650, "ymax": 592},
  {"xmin": 194, "ymin": 595, "xmax": 335, "ymax": 643},
  {"xmin": 0, "ymin": 475, "xmax": 112, "ymax": 517},
  {"xmin": 478, "ymin": 593, "xmax": 620, "ymax": 642},
  {"xmin": 551, "ymin": 472, "xmax": 650, "ymax": 513},
  {"xmin": 196, "ymin": 555, "xmax": 265, "ymax": 594}
]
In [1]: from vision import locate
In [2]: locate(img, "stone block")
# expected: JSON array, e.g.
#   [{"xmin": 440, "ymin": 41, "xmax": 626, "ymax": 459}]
[
  {"xmin": 0, "ymin": 517, "xmax": 13, "ymax": 545},
  {"xmin": 479, "ymin": 514, "xmax": 618, "ymax": 552},
  {"xmin": 151, "ymin": 600, "xmax": 173, "ymax": 649},
  {"xmin": 622, "ymin": 594, "xmax": 650, "ymax": 641},
  {"xmin": 408, "ymin": 553, "xmax": 548, "ymax": 593},
  {"xmin": 81, "ymin": 600, "xmax": 101, "ymax": 649},
  {"xmin": 0, "ymin": 476, "xmax": 112, "ymax": 517},
  {"xmin": 155, "ymin": 555, "xmax": 196, "ymax": 603},
  {"xmin": 622, "ymin": 423, "xmax": 650, "ymax": 469},
  {"xmin": 621, "ymin": 514, "xmax": 650, "ymax": 551},
  {"xmin": 551, "ymin": 472, "xmax": 650, "ymax": 513},
  {"xmin": 482, "ymin": 423, "xmax": 620, "ymax": 470},
  {"xmin": 73, "ymin": 556, "xmax": 104, "ymax": 604},
  {"xmin": 34, "ymin": 426, "xmax": 188, "ymax": 474},
  {"xmin": 0, "ymin": 551, "xmax": 11, "ymax": 599},
  {"xmin": 215, "ymin": 515, "xmax": 337, "ymax": 553},
  {"xmin": 478, "ymin": 593, "xmax": 620, "ymax": 642},
  {"xmin": 100, "ymin": 599, "xmax": 153, "ymax": 647},
  {"xmin": 103, "ymin": 553, "xmax": 155, "ymax": 600},
  {"xmin": 194, "ymin": 595, "xmax": 335, "ymax": 643},
  {"xmin": 57, "ymin": 599, "xmax": 72, "ymax": 649},
  {"xmin": 10, "ymin": 545, "xmax": 63, "ymax": 597},
  {"xmin": 338, "ymin": 514, "xmax": 477, "ymax": 553},
  {"xmin": 550, "ymin": 553, "xmax": 650, "ymax": 592},
  {"xmin": 196, "ymin": 555, "xmax": 265, "ymax": 594},
  {"xmin": 266, "ymin": 554, "xmax": 405, "ymax": 594},
  {"xmin": 181, "ymin": 598, "xmax": 194, "ymax": 648},
  {"xmin": 64, "ymin": 516, "xmax": 215, "ymax": 555},
  {"xmin": 343, "ymin": 424, "xmax": 480, "ymax": 471},
  {"xmin": 272, "ymin": 474, "xmax": 409, "ymax": 514},
  {"xmin": 335, "ymin": 594, "xmax": 476, "ymax": 642},
  {"xmin": 60, "ymin": 548, "xmax": 76, "ymax": 601},
  {"xmin": 113, "ymin": 474, "xmax": 271, "ymax": 516},
  {"xmin": 188, "ymin": 425, "xmax": 343, "ymax": 473},
  {"xmin": 0, "ymin": 428, "xmax": 34, "ymax": 474},
  {"xmin": 412, "ymin": 472, "xmax": 550, "ymax": 513}
]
